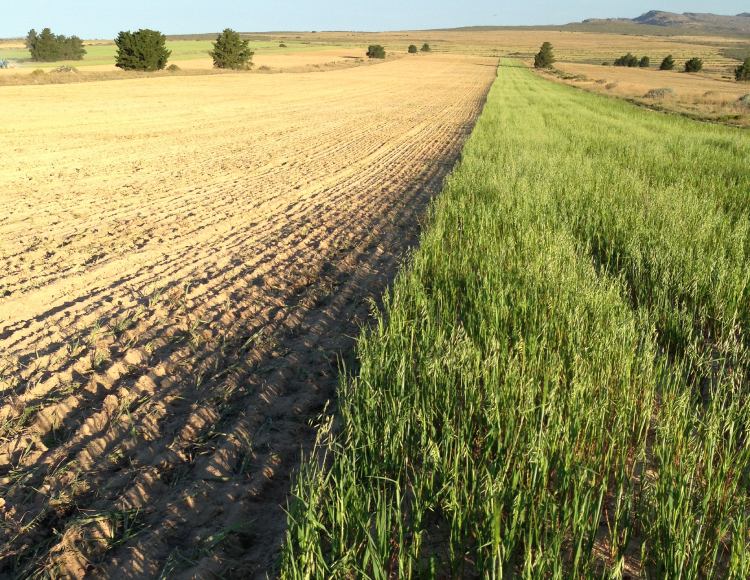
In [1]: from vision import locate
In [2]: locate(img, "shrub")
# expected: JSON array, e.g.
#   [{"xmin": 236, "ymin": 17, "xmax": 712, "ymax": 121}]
[
  {"xmin": 605, "ymin": 82, "xmax": 618, "ymax": 90},
  {"xmin": 115, "ymin": 29, "xmax": 171, "ymax": 71},
  {"xmin": 639, "ymin": 56, "xmax": 650, "ymax": 68},
  {"xmin": 735, "ymin": 57, "xmax": 750, "ymax": 82},
  {"xmin": 644, "ymin": 87, "xmax": 674, "ymax": 98},
  {"xmin": 367, "ymin": 45, "xmax": 386, "ymax": 59},
  {"xmin": 684, "ymin": 57, "xmax": 703, "ymax": 73},
  {"xmin": 533, "ymin": 42, "xmax": 555, "ymax": 69},
  {"xmin": 210, "ymin": 28, "xmax": 254, "ymax": 70},
  {"xmin": 279, "ymin": 43, "xmax": 287, "ymax": 48},
  {"xmin": 31, "ymin": 68, "xmax": 46, "ymax": 76},
  {"xmin": 660, "ymin": 54, "xmax": 675, "ymax": 70},
  {"xmin": 25, "ymin": 28, "xmax": 86, "ymax": 61},
  {"xmin": 408, "ymin": 44, "xmax": 418, "ymax": 54},
  {"xmin": 52, "ymin": 65, "xmax": 77, "ymax": 73},
  {"xmin": 602, "ymin": 62, "xmax": 610, "ymax": 66},
  {"xmin": 614, "ymin": 53, "xmax": 639, "ymax": 67},
  {"xmin": 420, "ymin": 43, "xmax": 431, "ymax": 52},
  {"xmin": 167, "ymin": 63, "xmax": 180, "ymax": 72}
]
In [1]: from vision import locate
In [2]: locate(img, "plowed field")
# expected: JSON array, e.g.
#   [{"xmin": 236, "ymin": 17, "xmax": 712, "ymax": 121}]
[{"xmin": 0, "ymin": 54, "xmax": 496, "ymax": 577}]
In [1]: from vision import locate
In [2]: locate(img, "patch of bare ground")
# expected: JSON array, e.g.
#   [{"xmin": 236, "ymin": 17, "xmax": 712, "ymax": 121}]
[{"xmin": 0, "ymin": 54, "xmax": 496, "ymax": 577}]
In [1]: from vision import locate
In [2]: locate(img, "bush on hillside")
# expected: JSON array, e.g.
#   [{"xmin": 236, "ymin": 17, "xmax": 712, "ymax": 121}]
[
  {"xmin": 210, "ymin": 28, "xmax": 254, "ymax": 70},
  {"xmin": 367, "ymin": 45, "xmax": 386, "ymax": 59},
  {"xmin": 614, "ymin": 53, "xmax": 639, "ymax": 67},
  {"xmin": 660, "ymin": 54, "xmax": 675, "ymax": 70},
  {"xmin": 115, "ymin": 29, "xmax": 171, "ymax": 71},
  {"xmin": 408, "ymin": 44, "xmax": 418, "ymax": 54},
  {"xmin": 420, "ymin": 43, "xmax": 431, "ymax": 52},
  {"xmin": 167, "ymin": 63, "xmax": 180, "ymax": 72},
  {"xmin": 279, "ymin": 43, "xmax": 287, "ymax": 48},
  {"xmin": 684, "ymin": 57, "xmax": 703, "ymax": 73},
  {"xmin": 26, "ymin": 28, "xmax": 86, "ymax": 61},
  {"xmin": 533, "ymin": 42, "xmax": 555, "ymax": 69},
  {"xmin": 735, "ymin": 57, "xmax": 750, "ymax": 82},
  {"xmin": 639, "ymin": 56, "xmax": 650, "ymax": 68}
]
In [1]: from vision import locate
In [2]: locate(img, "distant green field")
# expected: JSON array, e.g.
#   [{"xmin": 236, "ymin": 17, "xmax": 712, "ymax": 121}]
[{"xmin": 0, "ymin": 39, "xmax": 346, "ymax": 68}]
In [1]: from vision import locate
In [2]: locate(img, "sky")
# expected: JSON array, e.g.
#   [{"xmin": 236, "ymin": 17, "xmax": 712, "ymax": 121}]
[{"xmin": 2, "ymin": 1, "xmax": 748, "ymax": 39}]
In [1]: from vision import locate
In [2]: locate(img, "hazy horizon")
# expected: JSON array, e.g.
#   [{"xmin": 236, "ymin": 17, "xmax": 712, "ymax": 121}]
[{"xmin": 2, "ymin": 1, "xmax": 749, "ymax": 39}]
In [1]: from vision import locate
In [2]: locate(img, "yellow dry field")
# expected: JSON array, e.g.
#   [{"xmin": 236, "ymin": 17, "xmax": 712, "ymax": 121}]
[
  {"xmin": 548, "ymin": 62, "xmax": 750, "ymax": 126},
  {"xmin": 0, "ymin": 54, "xmax": 496, "ymax": 576},
  {"xmin": 293, "ymin": 29, "xmax": 746, "ymax": 75}
]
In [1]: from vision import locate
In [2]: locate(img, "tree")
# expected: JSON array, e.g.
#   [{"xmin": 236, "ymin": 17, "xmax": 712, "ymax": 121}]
[
  {"xmin": 614, "ymin": 53, "xmax": 639, "ymax": 67},
  {"xmin": 420, "ymin": 43, "xmax": 431, "ymax": 52},
  {"xmin": 533, "ymin": 42, "xmax": 555, "ymax": 69},
  {"xmin": 210, "ymin": 29, "xmax": 254, "ymax": 70},
  {"xmin": 639, "ymin": 56, "xmax": 650, "ymax": 68},
  {"xmin": 367, "ymin": 45, "xmax": 386, "ymax": 59},
  {"xmin": 25, "ymin": 28, "xmax": 86, "ymax": 61},
  {"xmin": 408, "ymin": 44, "xmax": 418, "ymax": 54},
  {"xmin": 684, "ymin": 57, "xmax": 703, "ymax": 73},
  {"xmin": 25, "ymin": 29, "xmax": 37, "ymax": 50},
  {"xmin": 660, "ymin": 54, "xmax": 675, "ymax": 70},
  {"xmin": 735, "ymin": 57, "xmax": 750, "ymax": 82},
  {"xmin": 115, "ymin": 29, "xmax": 171, "ymax": 71}
]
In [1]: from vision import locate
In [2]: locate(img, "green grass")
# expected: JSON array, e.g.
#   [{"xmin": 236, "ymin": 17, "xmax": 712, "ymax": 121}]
[
  {"xmin": 0, "ymin": 40, "xmax": 346, "ymax": 69},
  {"xmin": 281, "ymin": 61, "xmax": 750, "ymax": 577}
]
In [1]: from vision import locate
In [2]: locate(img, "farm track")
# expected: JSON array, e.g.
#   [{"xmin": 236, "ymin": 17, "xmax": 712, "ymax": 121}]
[{"xmin": 0, "ymin": 55, "xmax": 497, "ymax": 577}]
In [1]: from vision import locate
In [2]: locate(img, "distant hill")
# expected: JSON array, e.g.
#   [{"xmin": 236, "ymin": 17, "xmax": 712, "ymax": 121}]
[{"xmin": 580, "ymin": 10, "xmax": 750, "ymax": 36}]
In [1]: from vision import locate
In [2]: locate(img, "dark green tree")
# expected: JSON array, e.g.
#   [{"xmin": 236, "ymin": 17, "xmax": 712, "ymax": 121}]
[
  {"xmin": 735, "ymin": 57, "xmax": 750, "ymax": 82},
  {"xmin": 408, "ymin": 44, "xmax": 418, "ymax": 54},
  {"xmin": 210, "ymin": 29, "xmax": 254, "ymax": 70},
  {"xmin": 639, "ymin": 56, "xmax": 650, "ymax": 68},
  {"xmin": 115, "ymin": 29, "xmax": 171, "ymax": 71},
  {"xmin": 420, "ymin": 43, "xmax": 431, "ymax": 52},
  {"xmin": 25, "ymin": 29, "xmax": 37, "ymax": 50},
  {"xmin": 660, "ymin": 54, "xmax": 675, "ymax": 70},
  {"xmin": 26, "ymin": 28, "xmax": 86, "ymax": 61},
  {"xmin": 367, "ymin": 45, "xmax": 386, "ymax": 59},
  {"xmin": 533, "ymin": 42, "xmax": 555, "ymax": 69},
  {"xmin": 614, "ymin": 53, "xmax": 639, "ymax": 67},
  {"xmin": 684, "ymin": 57, "xmax": 703, "ymax": 73}
]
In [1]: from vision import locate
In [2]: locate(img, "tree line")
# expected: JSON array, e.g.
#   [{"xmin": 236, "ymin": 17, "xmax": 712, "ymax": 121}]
[
  {"xmin": 534, "ymin": 42, "xmax": 750, "ymax": 80},
  {"xmin": 21, "ymin": 27, "xmax": 434, "ymax": 71}
]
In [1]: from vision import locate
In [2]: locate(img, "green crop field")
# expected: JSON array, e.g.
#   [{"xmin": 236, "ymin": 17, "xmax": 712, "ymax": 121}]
[
  {"xmin": 282, "ymin": 61, "xmax": 750, "ymax": 577},
  {"xmin": 0, "ymin": 39, "xmax": 344, "ymax": 68}
]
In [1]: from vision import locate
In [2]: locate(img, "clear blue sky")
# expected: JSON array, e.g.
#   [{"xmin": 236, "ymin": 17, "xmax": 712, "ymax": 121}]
[{"xmin": 2, "ymin": 1, "xmax": 748, "ymax": 38}]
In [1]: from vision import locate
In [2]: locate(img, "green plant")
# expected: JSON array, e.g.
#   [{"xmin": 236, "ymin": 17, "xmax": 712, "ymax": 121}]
[
  {"xmin": 685, "ymin": 57, "xmax": 704, "ymax": 73},
  {"xmin": 114, "ymin": 29, "xmax": 171, "ymax": 71},
  {"xmin": 660, "ymin": 54, "xmax": 675, "ymax": 70},
  {"xmin": 209, "ymin": 28, "xmax": 254, "ymax": 70},
  {"xmin": 408, "ymin": 44, "xmax": 418, "ymax": 54},
  {"xmin": 735, "ymin": 57, "xmax": 750, "ymax": 82},
  {"xmin": 534, "ymin": 41, "xmax": 555, "ymax": 68},
  {"xmin": 639, "ymin": 55, "xmax": 650, "ymax": 67},
  {"xmin": 614, "ymin": 52, "xmax": 640, "ymax": 67},
  {"xmin": 366, "ymin": 45, "xmax": 386, "ymax": 59},
  {"xmin": 25, "ymin": 28, "xmax": 86, "ymax": 61},
  {"xmin": 420, "ymin": 43, "xmax": 431, "ymax": 52},
  {"xmin": 166, "ymin": 63, "xmax": 180, "ymax": 72}
]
